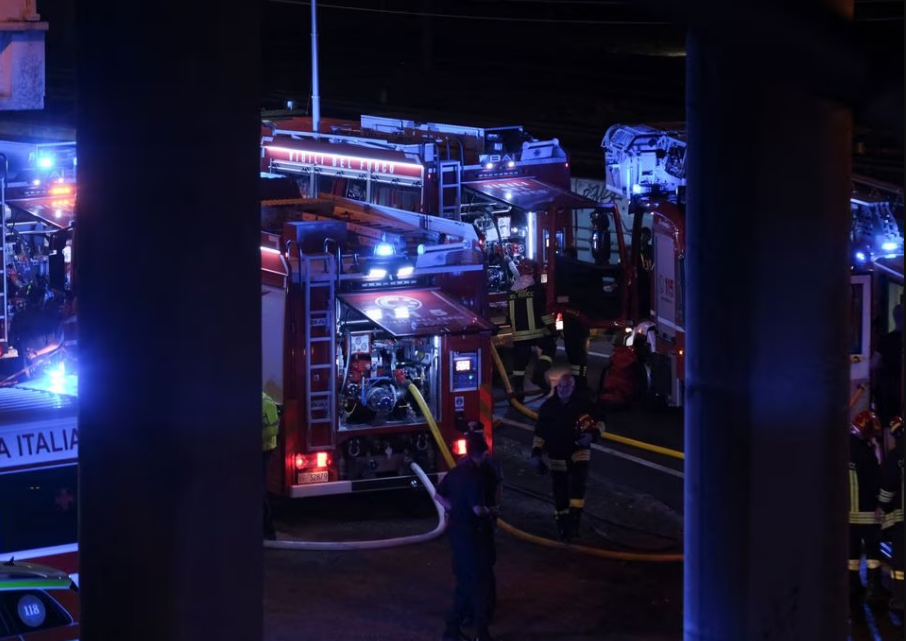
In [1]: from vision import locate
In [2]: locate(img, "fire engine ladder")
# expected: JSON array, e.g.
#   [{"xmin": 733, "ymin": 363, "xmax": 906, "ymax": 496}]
[
  {"xmin": 301, "ymin": 253, "xmax": 337, "ymax": 450},
  {"xmin": 0, "ymin": 194, "xmax": 8, "ymax": 347},
  {"xmin": 438, "ymin": 159, "xmax": 462, "ymax": 220}
]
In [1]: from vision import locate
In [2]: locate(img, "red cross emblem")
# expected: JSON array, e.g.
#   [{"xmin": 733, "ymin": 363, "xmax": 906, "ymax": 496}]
[{"xmin": 55, "ymin": 488, "xmax": 75, "ymax": 512}]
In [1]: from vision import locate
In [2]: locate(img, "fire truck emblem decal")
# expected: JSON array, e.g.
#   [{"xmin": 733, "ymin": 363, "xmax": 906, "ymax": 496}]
[{"xmin": 374, "ymin": 295, "xmax": 423, "ymax": 312}]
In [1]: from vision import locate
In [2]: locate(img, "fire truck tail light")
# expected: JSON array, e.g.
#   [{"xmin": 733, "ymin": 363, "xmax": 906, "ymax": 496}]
[
  {"xmin": 316, "ymin": 451, "xmax": 329, "ymax": 468},
  {"xmin": 555, "ymin": 313, "xmax": 563, "ymax": 331},
  {"xmin": 453, "ymin": 439, "xmax": 468, "ymax": 456},
  {"xmin": 294, "ymin": 454, "xmax": 306, "ymax": 470}
]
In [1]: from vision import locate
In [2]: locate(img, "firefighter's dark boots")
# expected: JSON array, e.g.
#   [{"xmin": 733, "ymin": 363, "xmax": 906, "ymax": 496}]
[
  {"xmin": 890, "ymin": 576, "xmax": 904, "ymax": 614},
  {"xmin": 866, "ymin": 567, "xmax": 889, "ymax": 608},
  {"xmin": 849, "ymin": 571, "xmax": 866, "ymax": 622},
  {"xmin": 573, "ymin": 365, "xmax": 589, "ymax": 395},
  {"xmin": 511, "ymin": 375, "xmax": 525, "ymax": 400},
  {"xmin": 555, "ymin": 514, "xmax": 570, "ymax": 542},
  {"xmin": 568, "ymin": 507, "xmax": 583, "ymax": 540}
]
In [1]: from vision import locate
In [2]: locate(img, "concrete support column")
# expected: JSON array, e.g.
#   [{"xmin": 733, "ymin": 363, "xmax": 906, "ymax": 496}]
[
  {"xmin": 683, "ymin": 3, "xmax": 853, "ymax": 639},
  {"xmin": 76, "ymin": 2, "xmax": 262, "ymax": 639}
]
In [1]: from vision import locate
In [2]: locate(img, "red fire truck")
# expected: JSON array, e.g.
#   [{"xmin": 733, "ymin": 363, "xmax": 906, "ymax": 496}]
[
  {"xmin": 594, "ymin": 123, "xmax": 904, "ymax": 409},
  {"xmin": 259, "ymin": 113, "xmax": 610, "ymax": 328},
  {"xmin": 260, "ymin": 191, "xmax": 497, "ymax": 497}
]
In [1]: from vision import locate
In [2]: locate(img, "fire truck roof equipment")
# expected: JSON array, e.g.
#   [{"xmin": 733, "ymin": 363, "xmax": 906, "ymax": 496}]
[
  {"xmin": 339, "ymin": 289, "xmax": 494, "ymax": 338},
  {"xmin": 463, "ymin": 178, "xmax": 601, "ymax": 212}
]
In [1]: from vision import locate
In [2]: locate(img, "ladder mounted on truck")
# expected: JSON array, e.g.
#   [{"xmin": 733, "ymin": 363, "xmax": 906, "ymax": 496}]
[
  {"xmin": 438, "ymin": 159, "xmax": 462, "ymax": 220},
  {"xmin": 1, "ymin": 190, "xmax": 7, "ymax": 348},
  {"xmin": 300, "ymin": 253, "xmax": 337, "ymax": 451}
]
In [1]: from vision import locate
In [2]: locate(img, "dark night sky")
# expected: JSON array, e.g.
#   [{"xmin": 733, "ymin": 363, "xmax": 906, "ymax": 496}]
[{"xmin": 16, "ymin": 0, "xmax": 906, "ymax": 178}]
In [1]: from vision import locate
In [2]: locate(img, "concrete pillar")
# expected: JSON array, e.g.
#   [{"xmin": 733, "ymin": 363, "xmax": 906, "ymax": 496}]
[
  {"xmin": 75, "ymin": 2, "xmax": 262, "ymax": 639},
  {"xmin": 683, "ymin": 3, "xmax": 853, "ymax": 639}
]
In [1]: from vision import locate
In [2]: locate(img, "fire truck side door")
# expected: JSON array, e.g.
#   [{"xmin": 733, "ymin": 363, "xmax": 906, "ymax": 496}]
[
  {"xmin": 652, "ymin": 222, "xmax": 679, "ymax": 340},
  {"xmin": 849, "ymin": 274, "xmax": 872, "ymax": 417}
]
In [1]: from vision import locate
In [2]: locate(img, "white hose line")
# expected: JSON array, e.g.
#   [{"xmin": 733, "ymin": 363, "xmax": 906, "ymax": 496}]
[{"xmin": 263, "ymin": 462, "xmax": 446, "ymax": 550}]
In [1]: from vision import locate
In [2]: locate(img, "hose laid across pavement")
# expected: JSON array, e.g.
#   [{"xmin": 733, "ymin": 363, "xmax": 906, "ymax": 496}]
[
  {"xmin": 263, "ymin": 460, "xmax": 446, "ymax": 550},
  {"xmin": 408, "ymin": 381, "xmax": 683, "ymax": 562}
]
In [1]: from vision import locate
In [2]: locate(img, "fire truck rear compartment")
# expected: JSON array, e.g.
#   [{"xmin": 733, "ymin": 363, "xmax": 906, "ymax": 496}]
[{"xmin": 337, "ymin": 325, "xmax": 441, "ymax": 481}]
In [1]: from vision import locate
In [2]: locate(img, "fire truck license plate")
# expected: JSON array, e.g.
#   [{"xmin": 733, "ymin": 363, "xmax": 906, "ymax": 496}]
[{"xmin": 297, "ymin": 471, "xmax": 328, "ymax": 484}]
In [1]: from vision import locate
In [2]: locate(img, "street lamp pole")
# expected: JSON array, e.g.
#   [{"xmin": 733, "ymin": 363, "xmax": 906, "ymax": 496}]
[{"xmin": 310, "ymin": 0, "xmax": 321, "ymax": 133}]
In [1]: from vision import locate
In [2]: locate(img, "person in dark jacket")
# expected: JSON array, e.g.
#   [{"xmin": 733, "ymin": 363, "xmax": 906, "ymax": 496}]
[
  {"xmin": 460, "ymin": 420, "xmax": 502, "ymax": 626},
  {"xmin": 507, "ymin": 258, "xmax": 556, "ymax": 398},
  {"xmin": 877, "ymin": 416, "xmax": 904, "ymax": 614},
  {"xmin": 435, "ymin": 431, "xmax": 497, "ymax": 641},
  {"xmin": 530, "ymin": 373, "xmax": 605, "ymax": 541},
  {"xmin": 848, "ymin": 410, "xmax": 885, "ymax": 618}
]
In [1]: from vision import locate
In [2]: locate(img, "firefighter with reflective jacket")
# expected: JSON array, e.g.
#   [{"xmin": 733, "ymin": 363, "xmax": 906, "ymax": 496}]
[
  {"xmin": 848, "ymin": 409, "xmax": 885, "ymax": 615},
  {"xmin": 877, "ymin": 416, "xmax": 904, "ymax": 614},
  {"xmin": 508, "ymin": 258, "xmax": 557, "ymax": 398},
  {"xmin": 262, "ymin": 391, "xmax": 280, "ymax": 540},
  {"xmin": 530, "ymin": 373, "xmax": 605, "ymax": 541}
]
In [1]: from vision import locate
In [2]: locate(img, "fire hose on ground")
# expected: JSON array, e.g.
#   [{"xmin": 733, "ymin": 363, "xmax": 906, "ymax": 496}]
[
  {"xmin": 488, "ymin": 343, "xmax": 685, "ymax": 462},
  {"xmin": 263, "ymin": 458, "xmax": 447, "ymax": 550},
  {"xmin": 407, "ymin": 382, "xmax": 683, "ymax": 563}
]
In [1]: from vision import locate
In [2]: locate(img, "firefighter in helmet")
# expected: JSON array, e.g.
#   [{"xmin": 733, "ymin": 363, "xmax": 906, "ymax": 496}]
[
  {"xmin": 848, "ymin": 409, "xmax": 885, "ymax": 617},
  {"xmin": 507, "ymin": 258, "xmax": 557, "ymax": 399},
  {"xmin": 530, "ymin": 373, "xmax": 605, "ymax": 541},
  {"xmin": 877, "ymin": 416, "xmax": 904, "ymax": 614}
]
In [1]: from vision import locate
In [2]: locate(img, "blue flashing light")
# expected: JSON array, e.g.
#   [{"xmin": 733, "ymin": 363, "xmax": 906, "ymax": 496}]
[
  {"xmin": 855, "ymin": 251, "xmax": 867, "ymax": 262},
  {"xmin": 37, "ymin": 155, "xmax": 54, "ymax": 170},
  {"xmin": 881, "ymin": 241, "xmax": 898, "ymax": 252},
  {"xmin": 23, "ymin": 363, "xmax": 78, "ymax": 397},
  {"xmin": 373, "ymin": 242, "xmax": 395, "ymax": 257},
  {"xmin": 631, "ymin": 184, "xmax": 643, "ymax": 195}
]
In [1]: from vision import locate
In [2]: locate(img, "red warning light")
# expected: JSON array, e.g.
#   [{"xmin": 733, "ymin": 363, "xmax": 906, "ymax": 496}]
[
  {"xmin": 294, "ymin": 454, "xmax": 306, "ymax": 470},
  {"xmin": 453, "ymin": 439, "xmax": 468, "ymax": 456}
]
